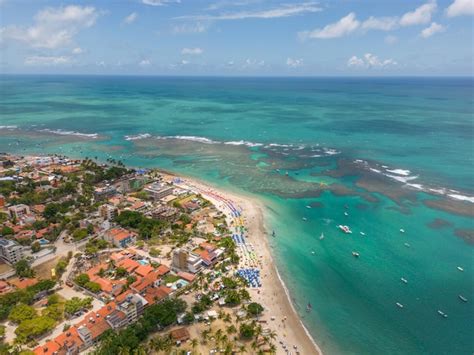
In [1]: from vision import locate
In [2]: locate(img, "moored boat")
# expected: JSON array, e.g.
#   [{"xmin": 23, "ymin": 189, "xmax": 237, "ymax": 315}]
[
  {"xmin": 338, "ymin": 225, "xmax": 352, "ymax": 234},
  {"xmin": 437, "ymin": 310, "xmax": 448, "ymax": 318},
  {"xmin": 352, "ymin": 251, "xmax": 360, "ymax": 258},
  {"xmin": 396, "ymin": 302, "xmax": 404, "ymax": 308},
  {"xmin": 459, "ymin": 295, "xmax": 468, "ymax": 302}
]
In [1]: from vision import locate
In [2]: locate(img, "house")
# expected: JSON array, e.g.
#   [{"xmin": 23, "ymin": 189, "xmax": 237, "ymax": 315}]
[
  {"xmin": 93, "ymin": 186, "xmax": 117, "ymax": 201},
  {"xmin": 135, "ymin": 264, "xmax": 154, "ymax": 278},
  {"xmin": 143, "ymin": 286, "xmax": 172, "ymax": 305},
  {"xmin": 116, "ymin": 258, "xmax": 140, "ymax": 273},
  {"xmin": 7, "ymin": 204, "xmax": 30, "ymax": 219},
  {"xmin": 144, "ymin": 183, "xmax": 174, "ymax": 200},
  {"xmin": 194, "ymin": 243, "xmax": 225, "ymax": 267},
  {"xmin": 99, "ymin": 204, "xmax": 118, "ymax": 221},
  {"xmin": 33, "ymin": 340, "xmax": 61, "ymax": 355},
  {"xmin": 177, "ymin": 271, "xmax": 196, "ymax": 283},
  {"xmin": 103, "ymin": 228, "xmax": 137, "ymax": 248},
  {"xmin": 171, "ymin": 248, "xmax": 202, "ymax": 274},
  {"xmin": 53, "ymin": 327, "xmax": 84, "ymax": 354},
  {"xmin": 170, "ymin": 327, "xmax": 190, "ymax": 344}
]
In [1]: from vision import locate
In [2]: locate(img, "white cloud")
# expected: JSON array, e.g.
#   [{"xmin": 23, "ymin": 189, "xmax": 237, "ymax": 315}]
[
  {"xmin": 181, "ymin": 47, "xmax": 203, "ymax": 55},
  {"xmin": 139, "ymin": 59, "xmax": 151, "ymax": 66},
  {"xmin": 172, "ymin": 22, "xmax": 208, "ymax": 34},
  {"xmin": 176, "ymin": 2, "xmax": 321, "ymax": 20},
  {"xmin": 347, "ymin": 53, "xmax": 397, "ymax": 68},
  {"xmin": 361, "ymin": 16, "xmax": 398, "ymax": 31},
  {"xmin": 181, "ymin": 59, "xmax": 189, "ymax": 65},
  {"xmin": 243, "ymin": 58, "xmax": 265, "ymax": 68},
  {"xmin": 286, "ymin": 58, "xmax": 303, "ymax": 68},
  {"xmin": 299, "ymin": 12, "xmax": 360, "ymax": 39},
  {"xmin": 123, "ymin": 12, "xmax": 138, "ymax": 25},
  {"xmin": 24, "ymin": 55, "xmax": 71, "ymax": 66},
  {"xmin": 142, "ymin": 0, "xmax": 181, "ymax": 6},
  {"xmin": 72, "ymin": 47, "xmax": 83, "ymax": 54},
  {"xmin": 384, "ymin": 35, "xmax": 398, "ymax": 44},
  {"xmin": 421, "ymin": 22, "xmax": 445, "ymax": 37},
  {"xmin": 400, "ymin": 1, "xmax": 437, "ymax": 26},
  {"xmin": 446, "ymin": 0, "xmax": 474, "ymax": 17},
  {"xmin": 0, "ymin": 5, "xmax": 99, "ymax": 49}
]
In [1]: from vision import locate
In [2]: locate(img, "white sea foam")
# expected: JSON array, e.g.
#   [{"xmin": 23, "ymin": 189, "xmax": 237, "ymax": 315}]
[
  {"xmin": 370, "ymin": 168, "xmax": 382, "ymax": 173},
  {"xmin": 385, "ymin": 174, "xmax": 419, "ymax": 183},
  {"xmin": 406, "ymin": 183, "xmax": 424, "ymax": 190},
  {"xmin": 39, "ymin": 129, "xmax": 99, "ymax": 138},
  {"xmin": 386, "ymin": 168, "xmax": 411, "ymax": 176},
  {"xmin": 447, "ymin": 194, "xmax": 474, "ymax": 203},
  {"xmin": 224, "ymin": 140, "xmax": 263, "ymax": 147},
  {"xmin": 125, "ymin": 133, "xmax": 151, "ymax": 141},
  {"xmin": 0, "ymin": 125, "xmax": 17, "ymax": 129},
  {"xmin": 323, "ymin": 148, "xmax": 340, "ymax": 155},
  {"xmin": 157, "ymin": 135, "xmax": 218, "ymax": 144}
]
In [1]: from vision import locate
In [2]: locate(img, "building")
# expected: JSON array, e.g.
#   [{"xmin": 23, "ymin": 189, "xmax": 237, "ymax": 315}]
[
  {"xmin": 0, "ymin": 238, "xmax": 24, "ymax": 264},
  {"xmin": 103, "ymin": 228, "xmax": 137, "ymax": 248},
  {"xmin": 172, "ymin": 248, "xmax": 202, "ymax": 274},
  {"xmin": 117, "ymin": 293, "xmax": 147, "ymax": 325},
  {"xmin": 170, "ymin": 327, "xmax": 190, "ymax": 344},
  {"xmin": 144, "ymin": 183, "xmax": 174, "ymax": 200},
  {"xmin": 150, "ymin": 205, "xmax": 179, "ymax": 222},
  {"xmin": 93, "ymin": 185, "xmax": 117, "ymax": 201},
  {"xmin": 7, "ymin": 204, "xmax": 30, "ymax": 219},
  {"xmin": 99, "ymin": 204, "xmax": 118, "ymax": 221},
  {"xmin": 116, "ymin": 176, "xmax": 148, "ymax": 193}
]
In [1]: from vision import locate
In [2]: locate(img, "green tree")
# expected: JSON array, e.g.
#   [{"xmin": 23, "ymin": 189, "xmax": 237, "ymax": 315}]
[
  {"xmin": 85, "ymin": 281, "xmax": 101, "ymax": 293},
  {"xmin": 14, "ymin": 260, "xmax": 34, "ymax": 278},
  {"xmin": 15, "ymin": 316, "xmax": 55, "ymax": 342},
  {"xmin": 42, "ymin": 303, "xmax": 63, "ymax": 321},
  {"xmin": 1, "ymin": 226, "xmax": 14, "ymax": 235},
  {"xmin": 247, "ymin": 302, "xmax": 264, "ymax": 317},
  {"xmin": 239, "ymin": 323, "xmax": 255, "ymax": 340},
  {"xmin": 31, "ymin": 241, "xmax": 41, "ymax": 253},
  {"xmin": 74, "ymin": 273, "xmax": 90, "ymax": 287},
  {"xmin": 64, "ymin": 297, "xmax": 93, "ymax": 315},
  {"xmin": 115, "ymin": 267, "xmax": 127, "ymax": 278},
  {"xmin": 8, "ymin": 304, "xmax": 37, "ymax": 324}
]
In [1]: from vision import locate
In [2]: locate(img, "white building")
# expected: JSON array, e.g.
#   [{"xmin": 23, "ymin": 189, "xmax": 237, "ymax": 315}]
[
  {"xmin": 0, "ymin": 238, "xmax": 24, "ymax": 265},
  {"xmin": 144, "ymin": 183, "xmax": 174, "ymax": 200}
]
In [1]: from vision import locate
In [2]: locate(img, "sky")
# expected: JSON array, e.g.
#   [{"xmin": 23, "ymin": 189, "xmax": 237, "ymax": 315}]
[{"xmin": 0, "ymin": 0, "xmax": 473, "ymax": 76}]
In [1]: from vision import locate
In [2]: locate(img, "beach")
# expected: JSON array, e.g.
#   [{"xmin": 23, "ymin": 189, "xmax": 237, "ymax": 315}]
[{"xmin": 173, "ymin": 175, "xmax": 322, "ymax": 354}]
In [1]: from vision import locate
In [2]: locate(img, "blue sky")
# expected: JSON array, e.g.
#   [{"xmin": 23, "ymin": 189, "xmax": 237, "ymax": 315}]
[{"xmin": 0, "ymin": 0, "xmax": 473, "ymax": 76}]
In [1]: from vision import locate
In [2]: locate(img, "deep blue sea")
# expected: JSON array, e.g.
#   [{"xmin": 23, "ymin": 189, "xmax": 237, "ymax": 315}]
[{"xmin": 0, "ymin": 75, "xmax": 473, "ymax": 354}]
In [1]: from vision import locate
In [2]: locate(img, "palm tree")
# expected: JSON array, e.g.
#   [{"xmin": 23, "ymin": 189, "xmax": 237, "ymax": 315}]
[
  {"xmin": 239, "ymin": 344, "xmax": 247, "ymax": 354},
  {"xmin": 191, "ymin": 338, "xmax": 198, "ymax": 349},
  {"xmin": 226, "ymin": 325, "xmax": 237, "ymax": 334},
  {"xmin": 269, "ymin": 343, "xmax": 277, "ymax": 354}
]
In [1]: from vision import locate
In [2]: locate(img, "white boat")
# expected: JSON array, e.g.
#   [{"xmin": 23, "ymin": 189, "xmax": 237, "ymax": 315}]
[
  {"xmin": 396, "ymin": 302, "xmax": 404, "ymax": 308},
  {"xmin": 400, "ymin": 228, "xmax": 405, "ymax": 233},
  {"xmin": 319, "ymin": 233, "xmax": 325, "ymax": 240},
  {"xmin": 302, "ymin": 217, "xmax": 308, "ymax": 221},
  {"xmin": 306, "ymin": 205, "xmax": 311, "ymax": 209},
  {"xmin": 437, "ymin": 310, "xmax": 448, "ymax": 318},
  {"xmin": 459, "ymin": 295, "xmax": 468, "ymax": 302},
  {"xmin": 311, "ymin": 251, "xmax": 315, "ymax": 255},
  {"xmin": 344, "ymin": 212, "xmax": 349, "ymax": 216},
  {"xmin": 404, "ymin": 243, "xmax": 410, "ymax": 248},
  {"xmin": 352, "ymin": 251, "xmax": 360, "ymax": 258},
  {"xmin": 401, "ymin": 277, "xmax": 408, "ymax": 284},
  {"xmin": 360, "ymin": 232, "xmax": 366, "ymax": 236},
  {"xmin": 457, "ymin": 266, "xmax": 464, "ymax": 272},
  {"xmin": 338, "ymin": 225, "xmax": 352, "ymax": 234}
]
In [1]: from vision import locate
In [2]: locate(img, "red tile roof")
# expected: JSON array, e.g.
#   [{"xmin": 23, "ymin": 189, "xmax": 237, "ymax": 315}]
[
  {"xmin": 143, "ymin": 286, "xmax": 172, "ymax": 305},
  {"xmin": 33, "ymin": 340, "xmax": 61, "ymax": 355},
  {"xmin": 117, "ymin": 258, "xmax": 140, "ymax": 273},
  {"xmin": 135, "ymin": 264, "xmax": 154, "ymax": 277}
]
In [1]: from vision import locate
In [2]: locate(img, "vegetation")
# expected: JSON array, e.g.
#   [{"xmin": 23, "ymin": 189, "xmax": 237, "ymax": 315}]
[
  {"xmin": 239, "ymin": 322, "xmax": 256, "ymax": 339},
  {"xmin": 85, "ymin": 281, "xmax": 101, "ymax": 293},
  {"xmin": 85, "ymin": 238, "xmax": 108, "ymax": 255},
  {"xmin": 8, "ymin": 304, "xmax": 37, "ymax": 324},
  {"xmin": 30, "ymin": 241, "xmax": 41, "ymax": 253},
  {"xmin": 115, "ymin": 210, "xmax": 167, "ymax": 240},
  {"xmin": 94, "ymin": 298, "xmax": 186, "ymax": 355},
  {"xmin": 64, "ymin": 297, "xmax": 93, "ymax": 316},
  {"xmin": 14, "ymin": 260, "xmax": 34, "ymax": 278},
  {"xmin": 247, "ymin": 302, "xmax": 264, "ymax": 316},
  {"xmin": 15, "ymin": 316, "xmax": 56, "ymax": 343},
  {"xmin": 74, "ymin": 273, "xmax": 90, "ymax": 287}
]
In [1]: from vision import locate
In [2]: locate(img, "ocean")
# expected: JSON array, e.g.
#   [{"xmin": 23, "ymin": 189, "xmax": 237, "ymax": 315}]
[{"xmin": 0, "ymin": 75, "xmax": 473, "ymax": 354}]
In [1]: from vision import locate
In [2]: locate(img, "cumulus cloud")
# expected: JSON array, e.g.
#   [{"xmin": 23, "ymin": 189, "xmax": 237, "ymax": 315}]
[
  {"xmin": 0, "ymin": 5, "xmax": 99, "ymax": 49},
  {"xmin": 142, "ymin": 0, "xmax": 181, "ymax": 6},
  {"xmin": 123, "ymin": 12, "xmax": 138, "ymax": 25},
  {"xmin": 299, "ymin": 12, "xmax": 360, "ymax": 39},
  {"xmin": 400, "ymin": 1, "xmax": 437, "ymax": 26},
  {"xmin": 446, "ymin": 0, "xmax": 474, "ymax": 17},
  {"xmin": 139, "ymin": 59, "xmax": 151, "ymax": 66},
  {"xmin": 243, "ymin": 58, "xmax": 265, "ymax": 68},
  {"xmin": 347, "ymin": 53, "xmax": 397, "ymax": 68},
  {"xmin": 181, "ymin": 47, "xmax": 203, "ymax": 55},
  {"xmin": 72, "ymin": 47, "xmax": 83, "ymax": 54},
  {"xmin": 24, "ymin": 55, "xmax": 72, "ymax": 66},
  {"xmin": 286, "ymin": 58, "xmax": 303, "ymax": 68},
  {"xmin": 176, "ymin": 2, "xmax": 321, "ymax": 20},
  {"xmin": 421, "ymin": 22, "xmax": 445, "ymax": 37},
  {"xmin": 361, "ymin": 16, "xmax": 398, "ymax": 31}
]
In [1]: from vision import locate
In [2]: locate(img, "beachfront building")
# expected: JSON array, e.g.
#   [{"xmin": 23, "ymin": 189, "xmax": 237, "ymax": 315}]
[
  {"xmin": 172, "ymin": 248, "xmax": 203, "ymax": 274},
  {"xmin": 116, "ymin": 176, "xmax": 148, "ymax": 193},
  {"xmin": 0, "ymin": 238, "xmax": 24, "ymax": 265},
  {"xmin": 103, "ymin": 228, "xmax": 137, "ymax": 248},
  {"xmin": 144, "ymin": 182, "xmax": 174, "ymax": 201}
]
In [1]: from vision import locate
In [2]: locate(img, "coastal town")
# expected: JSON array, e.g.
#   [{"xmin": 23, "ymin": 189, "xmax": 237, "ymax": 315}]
[{"xmin": 0, "ymin": 153, "xmax": 318, "ymax": 355}]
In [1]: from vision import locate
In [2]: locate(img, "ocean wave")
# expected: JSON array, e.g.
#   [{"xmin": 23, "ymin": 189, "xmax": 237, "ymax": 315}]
[
  {"xmin": 323, "ymin": 148, "xmax": 340, "ymax": 155},
  {"xmin": 224, "ymin": 140, "xmax": 263, "ymax": 147},
  {"xmin": 0, "ymin": 125, "xmax": 18, "ymax": 130},
  {"xmin": 157, "ymin": 135, "xmax": 218, "ymax": 144},
  {"xmin": 386, "ymin": 168, "xmax": 411, "ymax": 176},
  {"xmin": 125, "ymin": 133, "xmax": 151, "ymax": 141},
  {"xmin": 39, "ymin": 129, "xmax": 99, "ymax": 139},
  {"xmin": 384, "ymin": 173, "xmax": 419, "ymax": 183},
  {"xmin": 447, "ymin": 194, "xmax": 474, "ymax": 203}
]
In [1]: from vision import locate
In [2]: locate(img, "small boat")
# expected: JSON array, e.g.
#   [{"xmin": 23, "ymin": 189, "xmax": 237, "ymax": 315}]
[
  {"xmin": 360, "ymin": 232, "xmax": 366, "ymax": 236},
  {"xmin": 311, "ymin": 251, "xmax": 315, "ymax": 255},
  {"xmin": 401, "ymin": 277, "xmax": 408, "ymax": 284},
  {"xmin": 338, "ymin": 225, "xmax": 352, "ymax": 234},
  {"xmin": 344, "ymin": 212, "xmax": 349, "ymax": 216},
  {"xmin": 306, "ymin": 302, "xmax": 312, "ymax": 312},
  {"xmin": 457, "ymin": 266, "xmax": 464, "ymax": 272},
  {"xmin": 459, "ymin": 295, "xmax": 468, "ymax": 302},
  {"xmin": 400, "ymin": 229, "xmax": 405, "ymax": 233},
  {"xmin": 302, "ymin": 217, "xmax": 308, "ymax": 221},
  {"xmin": 285, "ymin": 171, "xmax": 289, "ymax": 176},
  {"xmin": 352, "ymin": 251, "xmax": 360, "ymax": 258},
  {"xmin": 319, "ymin": 233, "xmax": 325, "ymax": 240},
  {"xmin": 306, "ymin": 205, "xmax": 312, "ymax": 209},
  {"xmin": 437, "ymin": 310, "xmax": 448, "ymax": 318},
  {"xmin": 404, "ymin": 243, "xmax": 410, "ymax": 248},
  {"xmin": 396, "ymin": 302, "xmax": 404, "ymax": 308}
]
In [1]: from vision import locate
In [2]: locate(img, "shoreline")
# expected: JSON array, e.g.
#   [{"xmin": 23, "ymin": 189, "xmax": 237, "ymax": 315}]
[{"xmin": 173, "ymin": 174, "xmax": 322, "ymax": 354}]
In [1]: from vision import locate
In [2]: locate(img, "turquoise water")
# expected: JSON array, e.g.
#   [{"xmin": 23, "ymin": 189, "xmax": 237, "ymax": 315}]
[{"xmin": 1, "ymin": 75, "xmax": 473, "ymax": 354}]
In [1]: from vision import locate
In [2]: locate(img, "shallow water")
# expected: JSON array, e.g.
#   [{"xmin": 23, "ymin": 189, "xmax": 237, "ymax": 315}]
[{"xmin": 0, "ymin": 75, "xmax": 473, "ymax": 354}]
